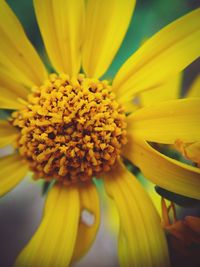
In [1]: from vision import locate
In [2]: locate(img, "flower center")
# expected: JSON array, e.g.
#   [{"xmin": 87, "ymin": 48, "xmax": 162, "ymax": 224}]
[{"xmin": 11, "ymin": 73, "xmax": 127, "ymax": 184}]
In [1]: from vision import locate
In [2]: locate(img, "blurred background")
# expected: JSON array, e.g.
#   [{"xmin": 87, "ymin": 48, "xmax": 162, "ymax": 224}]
[{"xmin": 0, "ymin": 0, "xmax": 200, "ymax": 266}]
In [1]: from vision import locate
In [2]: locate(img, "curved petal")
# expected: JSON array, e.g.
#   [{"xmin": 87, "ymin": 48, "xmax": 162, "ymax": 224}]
[
  {"xmin": 0, "ymin": 1, "xmax": 47, "ymax": 87},
  {"xmin": 126, "ymin": 98, "xmax": 200, "ymax": 144},
  {"xmin": 186, "ymin": 75, "xmax": 200, "ymax": 98},
  {"xmin": 82, "ymin": 0, "xmax": 136, "ymax": 78},
  {"xmin": 15, "ymin": 183, "xmax": 80, "ymax": 267},
  {"xmin": 34, "ymin": 0, "xmax": 84, "ymax": 76},
  {"xmin": 71, "ymin": 182, "xmax": 100, "ymax": 263},
  {"xmin": 175, "ymin": 141, "xmax": 200, "ymax": 166},
  {"xmin": 113, "ymin": 8, "xmax": 200, "ymax": 104},
  {"xmin": 0, "ymin": 120, "xmax": 19, "ymax": 148},
  {"xmin": 140, "ymin": 73, "xmax": 182, "ymax": 106},
  {"xmin": 103, "ymin": 162, "xmax": 170, "ymax": 267},
  {"xmin": 122, "ymin": 136, "xmax": 200, "ymax": 199},
  {"xmin": 0, "ymin": 154, "xmax": 28, "ymax": 197}
]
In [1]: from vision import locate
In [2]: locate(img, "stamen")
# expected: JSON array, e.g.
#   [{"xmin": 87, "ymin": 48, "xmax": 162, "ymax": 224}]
[{"xmin": 11, "ymin": 73, "xmax": 127, "ymax": 184}]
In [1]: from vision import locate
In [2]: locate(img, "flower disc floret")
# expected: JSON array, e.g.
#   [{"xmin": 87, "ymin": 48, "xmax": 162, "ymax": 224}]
[{"xmin": 11, "ymin": 73, "xmax": 127, "ymax": 184}]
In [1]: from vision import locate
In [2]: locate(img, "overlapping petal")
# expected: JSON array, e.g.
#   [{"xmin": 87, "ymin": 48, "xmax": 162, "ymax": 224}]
[
  {"xmin": 123, "ymin": 136, "xmax": 200, "ymax": 199},
  {"xmin": 0, "ymin": 154, "xmax": 28, "ymax": 197},
  {"xmin": 82, "ymin": 0, "xmax": 136, "ymax": 78},
  {"xmin": 103, "ymin": 162, "xmax": 169, "ymax": 267},
  {"xmin": 72, "ymin": 182, "xmax": 100, "ymax": 263},
  {"xmin": 15, "ymin": 183, "xmax": 80, "ymax": 267},
  {"xmin": 34, "ymin": 0, "xmax": 84, "ymax": 76},
  {"xmin": 140, "ymin": 73, "xmax": 182, "ymax": 106},
  {"xmin": 0, "ymin": 120, "xmax": 19, "ymax": 148},
  {"xmin": 113, "ymin": 8, "xmax": 200, "ymax": 105},
  {"xmin": 126, "ymin": 98, "xmax": 200, "ymax": 144},
  {"xmin": 0, "ymin": 0, "xmax": 47, "ymax": 87}
]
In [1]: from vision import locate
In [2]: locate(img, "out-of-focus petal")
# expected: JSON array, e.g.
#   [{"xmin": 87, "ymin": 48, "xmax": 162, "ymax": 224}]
[
  {"xmin": 0, "ymin": 154, "xmax": 28, "ymax": 197},
  {"xmin": 186, "ymin": 75, "xmax": 200, "ymax": 98},
  {"xmin": 34, "ymin": 0, "xmax": 84, "ymax": 76},
  {"xmin": 0, "ymin": 1, "xmax": 47, "ymax": 87},
  {"xmin": 15, "ymin": 183, "xmax": 80, "ymax": 267},
  {"xmin": 113, "ymin": 9, "xmax": 200, "ymax": 105},
  {"xmin": 140, "ymin": 73, "xmax": 182, "ymax": 106},
  {"xmin": 103, "ymin": 162, "xmax": 170, "ymax": 267},
  {"xmin": 0, "ymin": 120, "xmax": 19, "ymax": 148},
  {"xmin": 71, "ymin": 182, "xmax": 100, "ymax": 263},
  {"xmin": 82, "ymin": 0, "xmax": 135, "ymax": 78},
  {"xmin": 175, "ymin": 140, "xmax": 200, "ymax": 166}
]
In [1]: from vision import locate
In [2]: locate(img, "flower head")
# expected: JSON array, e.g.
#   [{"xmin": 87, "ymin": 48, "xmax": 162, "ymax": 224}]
[
  {"xmin": 0, "ymin": 1, "xmax": 200, "ymax": 267},
  {"xmin": 11, "ymin": 73, "xmax": 127, "ymax": 183}
]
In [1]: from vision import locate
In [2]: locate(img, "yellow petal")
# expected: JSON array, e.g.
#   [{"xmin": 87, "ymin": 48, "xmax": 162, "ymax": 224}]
[
  {"xmin": 127, "ymin": 98, "xmax": 200, "ymax": 144},
  {"xmin": 82, "ymin": 0, "xmax": 136, "ymax": 78},
  {"xmin": 34, "ymin": 0, "xmax": 84, "ymax": 76},
  {"xmin": 123, "ymin": 136, "xmax": 200, "ymax": 199},
  {"xmin": 123, "ymin": 100, "xmax": 139, "ymax": 114},
  {"xmin": 113, "ymin": 8, "xmax": 200, "ymax": 105},
  {"xmin": 15, "ymin": 183, "xmax": 80, "ymax": 267},
  {"xmin": 186, "ymin": 75, "xmax": 200, "ymax": 98},
  {"xmin": 140, "ymin": 73, "xmax": 182, "ymax": 106},
  {"xmin": 0, "ymin": 1, "xmax": 47, "ymax": 87},
  {"xmin": 0, "ymin": 154, "xmax": 28, "ymax": 197},
  {"xmin": 0, "ymin": 120, "xmax": 19, "ymax": 148},
  {"xmin": 102, "ymin": 183, "xmax": 120, "ymax": 234},
  {"xmin": 0, "ymin": 68, "xmax": 29, "ymax": 99},
  {"xmin": 175, "ymin": 140, "xmax": 200, "ymax": 166},
  {"xmin": 103, "ymin": 162, "xmax": 170, "ymax": 267},
  {"xmin": 71, "ymin": 182, "xmax": 100, "ymax": 263},
  {"xmin": 0, "ymin": 87, "xmax": 25, "ymax": 110},
  {"xmin": 0, "ymin": 68, "xmax": 28, "ymax": 109}
]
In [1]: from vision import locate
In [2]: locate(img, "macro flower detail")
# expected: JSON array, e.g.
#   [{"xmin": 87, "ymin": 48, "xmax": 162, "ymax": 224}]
[
  {"xmin": 11, "ymin": 73, "xmax": 127, "ymax": 183},
  {"xmin": 0, "ymin": 0, "xmax": 200, "ymax": 267}
]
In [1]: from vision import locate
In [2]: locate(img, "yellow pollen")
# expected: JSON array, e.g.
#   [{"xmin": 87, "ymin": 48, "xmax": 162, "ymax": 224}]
[{"xmin": 11, "ymin": 73, "xmax": 127, "ymax": 185}]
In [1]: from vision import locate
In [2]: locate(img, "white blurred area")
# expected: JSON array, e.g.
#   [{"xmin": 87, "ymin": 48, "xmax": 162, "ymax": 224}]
[
  {"xmin": 0, "ymin": 177, "xmax": 44, "ymax": 267},
  {"xmin": 0, "ymin": 147, "xmax": 118, "ymax": 267}
]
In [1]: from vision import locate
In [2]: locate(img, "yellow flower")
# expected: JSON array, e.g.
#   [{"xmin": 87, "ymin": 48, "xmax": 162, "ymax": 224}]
[{"xmin": 0, "ymin": 1, "xmax": 200, "ymax": 266}]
